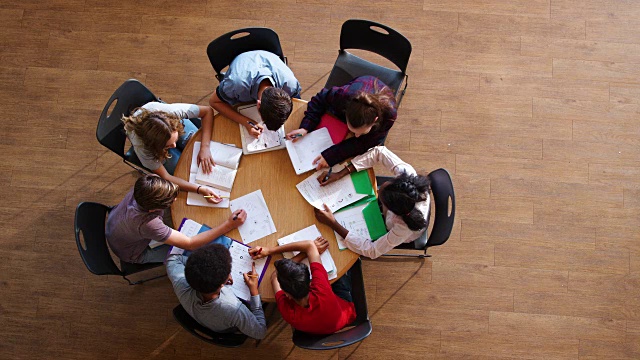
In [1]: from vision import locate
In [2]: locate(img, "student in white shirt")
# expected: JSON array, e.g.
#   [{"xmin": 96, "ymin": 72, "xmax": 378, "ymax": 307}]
[{"xmin": 314, "ymin": 146, "xmax": 431, "ymax": 259}]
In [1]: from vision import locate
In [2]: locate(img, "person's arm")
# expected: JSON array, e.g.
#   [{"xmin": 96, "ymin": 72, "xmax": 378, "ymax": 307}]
[
  {"xmin": 152, "ymin": 165, "xmax": 222, "ymax": 204},
  {"xmin": 298, "ymin": 87, "xmax": 333, "ymax": 133},
  {"xmin": 230, "ymin": 263, "xmax": 267, "ymax": 339},
  {"xmin": 209, "ymin": 90, "xmax": 263, "ymax": 137},
  {"xmin": 196, "ymin": 106, "xmax": 215, "ymax": 173},
  {"xmin": 249, "ymin": 239, "xmax": 323, "ymax": 264},
  {"xmin": 350, "ymin": 145, "xmax": 416, "ymax": 176},
  {"xmin": 166, "ymin": 254, "xmax": 190, "ymax": 296},
  {"xmin": 164, "ymin": 210, "xmax": 247, "ymax": 250},
  {"xmin": 271, "ymin": 271, "xmax": 282, "ymax": 293}
]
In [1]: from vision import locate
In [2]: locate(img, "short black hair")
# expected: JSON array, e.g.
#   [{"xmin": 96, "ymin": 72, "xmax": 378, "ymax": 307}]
[
  {"xmin": 274, "ymin": 258, "xmax": 310, "ymax": 300},
  {"xmin": 185, "ymin": 244, "xmax": 232, "ymax": 294},
  {"xmin": 259, "ymin": 87, "xmax": 293, "ymax": 131}
]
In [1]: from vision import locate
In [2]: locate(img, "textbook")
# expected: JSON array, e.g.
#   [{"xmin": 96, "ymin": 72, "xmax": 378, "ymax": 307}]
[
  {"xmin": 193, "ymin": 141, "xmax": 243, "ymax": 192},
  {"xmin": 285, "ymin": 127, "xmax": 333, "ymax": 175},
  {"xmin": 237, "ymin": 104, "xmax": 286, "ymax": 155},
  {"xmin": 170, "ymin": 218, "xmax": 271, "ymax": 302},
  {"xmin": 333, "ymin": 197, "xmax": 387, "ymax": 251},
  {"xmin": 277, "ymin": 225, "xmax": 338, "ymax": 281},
  {"xmin": 296, "ymin": 165, "xmax": 375, "ymax": 213}
]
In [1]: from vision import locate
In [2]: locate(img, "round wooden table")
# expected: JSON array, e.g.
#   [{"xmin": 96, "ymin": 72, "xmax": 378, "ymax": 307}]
[{"xmin": 171, "ymin": 99, "xmax": 373, "ymax": 301}]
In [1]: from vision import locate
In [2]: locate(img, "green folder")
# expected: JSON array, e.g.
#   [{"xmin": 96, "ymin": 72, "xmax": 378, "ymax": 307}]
[
  {"xmin": 350, "ymin": 169, "xmax": 375, "ymax": 197},
  {"xmin": 335, "ymin": 197, "xmax": 387, "ymax": 242}
]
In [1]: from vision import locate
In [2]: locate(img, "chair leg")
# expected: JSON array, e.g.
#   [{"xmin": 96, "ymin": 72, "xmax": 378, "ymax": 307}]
[
  {"xmin": 123, "ymin": 273, "xmax": 167, "ymax": 285},
  {"xmin": 381, "ymin": 247, "xmax": 431, "ymax": 259},
  {"xmin": 123, "ymin": 159, "xmax": 149, "ymax": 175}
]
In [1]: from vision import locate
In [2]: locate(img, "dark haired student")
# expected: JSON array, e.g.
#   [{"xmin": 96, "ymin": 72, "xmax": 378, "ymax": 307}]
[
  {"xmin": 249, "ymin": 238, "xmax": 356, "ymax": 335},
  {"xmin": 314, "ymin": 146, "xmax": 431, "ymax": 259},
  {"xmin": 166, "ymin": 244, "xmax": 267, "ymax": 339},
  {"xmin": 286, "ymin": 75, "xmax": 397, "ymax": 169}
]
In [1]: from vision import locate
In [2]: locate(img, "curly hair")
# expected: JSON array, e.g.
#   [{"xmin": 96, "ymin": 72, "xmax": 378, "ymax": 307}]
[
  {"xmin": 345, "ymin": 84, "xmax": 395, "ymax": 131},
  {"xmin": 259, "ymin": 87, "xmax": 293, "ymax": 130},
  {"xmin": 133, "ymin": 174, "xmax": 180, "ymax": 211},
  {"xmin": 185, "ymin": 244, "xmax": 232, "ymax": 294},
  {"xmin": 274, "ymin": 258, "xmax": 310, "ymax": 300},
  {"xmin": 379, "ymin": 172, "xmax": 431, "ymax": 231},
  {"xmin": 122, "ymin": 108, "xmax": 184, "ymax": 161}
]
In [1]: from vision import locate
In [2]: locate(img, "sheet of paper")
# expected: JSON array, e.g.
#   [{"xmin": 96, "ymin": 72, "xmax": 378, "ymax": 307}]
[
  {"xmin": 285, "ymin": 127, "xmax": 333, "ymax": 175},
  {"xmin": 186, "ymin": 173, "xmax": 230, "ymax": 208},
  {"xmin": 238, "ymin": 104, "xmax": 286, "ymax": 153},
  {"xmin": 277, "ymin": 225, "xmax": 337, "ymax": 279},
  {"xmin": 229, "ymin": 190, "xmax": 276, "ymax": 244},
  {"xmin": 195, "ymin": 165, "xmax": 237, "ymax": 192},
  {"xmin": 227, "ymin": 241, "xmax": 269, "ymax": 301},
  {"xmin": 333, "ymin": 203, "xmax": 373, "ymax": 251},
  {"xmin": 169, "ymin": 219, "xmax": 204, "ymax": 255},
  {"xmin": 296, "ymin": 165, "xmax": 368, "ymax": 213},
  {"xmin": 191, "ymin": 141, "xmax": 242, "ymax": 172}
]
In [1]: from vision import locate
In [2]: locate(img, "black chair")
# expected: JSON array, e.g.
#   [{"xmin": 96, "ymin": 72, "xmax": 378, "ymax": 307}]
[
  {"xmin": 207, "ymin": 27, "xmax": 287, "ymax": 82},
  {"xmin": 96, "ymin": 79, "xmax": 160, "ymax": 173},
  {"xmin": 292, "ymin": 258, "xmax": 372, "ymax": 350},
  {"xmin": 74, "ymin": 202, "xmax": 166, "ymax": 285},
  {"xmin": 324, "ymin": 19, "xmax": 412, "ymax": 106},
  {"xmin": 381, "ymin": 168, "xmax": 456, "ymax": 258},
  {"xmin": 173, "ymin": 304, "xmax": 248, "ymax": 347}
]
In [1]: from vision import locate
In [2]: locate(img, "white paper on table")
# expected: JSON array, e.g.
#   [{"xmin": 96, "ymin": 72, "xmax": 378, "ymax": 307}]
[
  {"xmin": 229, "ymin": 190, "xmax": 276, "ymax": 244},
  {"xmin": 285, "ymin": 127, "xmax": 333, "ymax": 175},
  {"xmin": 227, "ymin": 241, "xmax": 269, "ymax": 301},
  {"xmin": 238, "ymin": 104, "xmax": 286, "ymax": 154},
  {"xmin": 186, "ymin": 173, "xmax": 230, "ymax": 208},
  {"xmin": 277, "ymin": 225, "xmax": 337, "ymax": 280},
  {"xmin": 333, "ymin": 202, "xmax": 374, "ymax": 251},
  {"xmin": 296, "ymin": 164, "xmax": 368, "ymax": 213},
  {"xmin": 190, "ymin": 141, "xmax": 242, "ymax": 173}
]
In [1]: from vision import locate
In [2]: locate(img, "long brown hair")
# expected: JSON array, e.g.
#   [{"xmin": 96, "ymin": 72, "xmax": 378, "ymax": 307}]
[
  {"xmin": 133, "ymin": 174, "xmax": 180, "ymax": 211},
  {"xmin": 122, "ymin": 108, "xmax": 184, "ymax": 161},
  {"xmin": 345, "ymin": 84, "xmax": 395, "ymax": 131}
]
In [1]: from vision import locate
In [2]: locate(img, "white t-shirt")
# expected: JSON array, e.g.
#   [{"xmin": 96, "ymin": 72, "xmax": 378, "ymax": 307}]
[{"xmin": 126, "ymin": 102, "xmax": 200, "ymax": 171}]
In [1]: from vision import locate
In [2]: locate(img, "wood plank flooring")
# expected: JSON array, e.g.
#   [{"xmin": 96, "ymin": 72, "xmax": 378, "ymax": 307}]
[{"xmin": 0, "ymin": 1, "xmax": 638, "ymax": 359}]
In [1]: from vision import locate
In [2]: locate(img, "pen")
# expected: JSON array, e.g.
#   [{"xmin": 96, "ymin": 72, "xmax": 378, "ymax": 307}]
[
  {"xmin": 247, "ymin": 121, "xmax": 260, "ymax": 131},
  {"xmin": 290, "ymin": 133, "xmax": 303, "ymax": 139},
  {"xmin": 323, "ymin": 167, "xmax": 333, "ymax": 182},
  {"xmin": 232, "ymin": 213, "xmax": 239, "ymax": 221},
  {"xmin": 203, "ymin": 195, "xmax": 229, "ymax": 198}
]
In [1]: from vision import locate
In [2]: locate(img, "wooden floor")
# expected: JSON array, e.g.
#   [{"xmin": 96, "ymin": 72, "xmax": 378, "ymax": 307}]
[{"xmin": 1, "ymin": 0, "xmax": 639, "ymax": 359}]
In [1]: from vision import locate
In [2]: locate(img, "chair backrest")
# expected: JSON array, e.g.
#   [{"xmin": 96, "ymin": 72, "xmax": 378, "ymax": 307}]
[
  {"xmin": 172, "ymin": 304, "xmax": 248, "ymax": 347},
  {"xmin": 339, "ymin": 19, "xmax": 412, "ymax": 73},
  {"xmin": 206, "ymin": 27, "xmax": 285, "ymax": 80},
  {"xmin": 74, "ymin": 202, "xmax": 122, "ymax": 276},
  {"xmin": 426, "ymin": 168, "xmax": 455, "ymax": 248},
  {"xmin": 96, "ymin": 79, "xmax": 159, "ymax": 158},
  {"xmin": 292, "ymin": 258, "xmax": 372, "ymax": 350}
]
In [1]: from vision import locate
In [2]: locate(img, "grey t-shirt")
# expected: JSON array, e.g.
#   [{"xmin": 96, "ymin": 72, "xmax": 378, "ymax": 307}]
[
  {"xmin": 105, "ymin": 189, "xmax": 172, "ymax": 263},
  {"xmin": 126, "ymin": 102, "xmax": 200, "ymax": 171},
  {"xmin": 217, "ymin": 50, "xmax": 301, "ymax": 105},
  {"xmin": 166, "ymin": 254, "xmax": 267, "ymax": 339}
]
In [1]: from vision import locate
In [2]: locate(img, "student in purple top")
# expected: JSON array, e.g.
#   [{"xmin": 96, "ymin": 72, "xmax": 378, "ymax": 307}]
[
  {"xmin": 105, "ymin": 174, "xmax": 247, "ymax": 264},
  {"xmin": 285, "ymin": 75, "xmax": 397, "ymax": 169}
]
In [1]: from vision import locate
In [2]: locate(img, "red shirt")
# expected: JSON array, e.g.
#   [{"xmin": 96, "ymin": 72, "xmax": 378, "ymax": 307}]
[{"xmin": 276, "ymin": 262, "xmax": 357, "ymax": 335}]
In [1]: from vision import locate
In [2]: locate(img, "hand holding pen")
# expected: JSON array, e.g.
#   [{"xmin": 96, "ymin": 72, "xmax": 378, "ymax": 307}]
[
  {"xmin": 247, "ymin": 121, "xmax": 264, "ymax": 137},
  {"xmin": 285, "ymin": 128, "xmax": 308, "ymax": 142},
  {"xmin": 228, "ymin": 209, "xmax": 247, "ymax": 227}
]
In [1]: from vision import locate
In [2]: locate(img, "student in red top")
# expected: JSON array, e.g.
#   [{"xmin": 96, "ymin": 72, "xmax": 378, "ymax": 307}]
[{"xmin": 249, "ymin": 237, "xmax": 356, "ymax": 335}]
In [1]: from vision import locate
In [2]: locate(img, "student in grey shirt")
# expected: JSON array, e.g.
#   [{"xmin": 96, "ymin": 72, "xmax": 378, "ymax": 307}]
[
  {"xmin": 209, "ymin": 50, "xmax": 301, "ymax": 136},
  {"xmin": 166, "ymin": 244, "xmax": 267, "ymax": 339}
]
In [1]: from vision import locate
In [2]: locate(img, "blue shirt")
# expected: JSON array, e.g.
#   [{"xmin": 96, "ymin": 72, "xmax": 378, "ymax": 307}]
[{"xmin": 216, "ymin": 50, "xmax": 300, "ymax": 105}]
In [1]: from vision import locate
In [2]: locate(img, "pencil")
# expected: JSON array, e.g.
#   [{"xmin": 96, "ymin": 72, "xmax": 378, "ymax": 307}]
[{"xmin": 203, "ymin": 195, "xmax": 229, "ymax": 198}]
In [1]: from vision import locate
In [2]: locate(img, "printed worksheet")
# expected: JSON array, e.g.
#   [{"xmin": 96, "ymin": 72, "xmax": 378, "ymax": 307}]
[
  {"xmin": 277, "ymin": 225, "xmax": 337, "ymax": 280},
  {"xmin": 227, "ymin": 240, "xmax": 270, "ymax": 301},
  {"xmin": 229, "ymin": 190, "xmax": 276, "ymax": 243},
  {"xmin": 285, "ymin": 127, "xmax": 333, "ymax": 175},
  {"xmin": 296, "ymin": 165, "xmax": 367, "ymax": 213},
  {"xmin": 333, "ymin": 202, "xmax": 372, "ymax": 250}
]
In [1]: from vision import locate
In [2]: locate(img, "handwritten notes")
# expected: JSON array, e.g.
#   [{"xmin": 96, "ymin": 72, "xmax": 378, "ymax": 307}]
[
  {"xmin": 285, "ymin": 127, "xmax": 333, "ymax": 175},
  {"xmin": 296, "ymin": 165, "xmax": 368, "ymax": 213},
  {"xmin": 230, "ymin": 190, "xmax": 276, "ymax": 244}
]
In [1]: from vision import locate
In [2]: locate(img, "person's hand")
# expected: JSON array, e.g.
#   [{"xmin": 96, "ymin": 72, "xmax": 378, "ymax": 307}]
[
  {"xmin": 197, "ymin": 146, "xmax": 215, "ymax": 174},
  {"xmin": 243, "ymin": 262, "xmax": 259, "ymax": 295},
  {"xmin": 286, "ymin": 128, "xmax": 308, "ymax": 142},
  {"xmin": 314, "ymin": 236, "xmax": 329, "ymax": 254},
  {"xmin": 317, "ymin": 169, "xmax": 346, "ymax": 186},
  {"xmin": 313, "ymin": 155, "xmax": 329, "ymax": 170},
  {"xmin": 248, "ymin": 122, "xmax": 264, "ymax": 138},
  {"xmin": 228, "ymin": 209, "xmax": 247, "ymax": 228},
  {"xmin": 249, "ymin": 246, "xmax": 271, "ymax": 259},
  {"xmin": 198, "ymin": 186, "xmax": 222, "ymax": 204},
  {"xmin": 314, "ymin": 203, "xmax": 336, "ymax": 225}
]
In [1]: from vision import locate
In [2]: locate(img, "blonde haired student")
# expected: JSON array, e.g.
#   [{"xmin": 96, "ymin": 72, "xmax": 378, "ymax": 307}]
[{"xmin": 122, "ymin": 102, "xmax": 222, "ymax": 204}]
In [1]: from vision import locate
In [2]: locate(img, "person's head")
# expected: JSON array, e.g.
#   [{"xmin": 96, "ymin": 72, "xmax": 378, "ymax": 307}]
[
  {"xmin": 185, "ymin": 244, "xmax": 232, "ymax": 295},
  {"xmin": 133, "ymin": 174, "xmax": 180, "ymax": 211},
  {"xmin": 258, "ymin": 87, "xmax": 293, "ymax": 131},
  {"xmin": 122, "ymin": 108, "xmax": 185, "ymax": 161},
  {"xmin": 345, "ymin": 87, "xmax": 395, "ymax": 138},
  {"xmin": 379, "ymin": 172, "xmax": 431, "ymax": 231},
  {"xmin": 274, "ymin": 258, "xmax": 310, "ymax": 300}
]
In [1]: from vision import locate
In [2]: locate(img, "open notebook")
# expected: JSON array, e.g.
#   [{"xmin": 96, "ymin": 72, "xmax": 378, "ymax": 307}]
[
  {"xmin": 187, "ymin": 141, "xmax": 233, "ymax": 208},
  {"xmin": 193, "ymin": 141, "xmax": 243, "ymax": 193},
  {"xmin": 277, "ymin": 225, "xmax": 337, "ymax": 280},
  {"xmin": 237, "ymin": 104, "xmax": 286, "ymax": 155},
  {"xmin": 170, "ymin": 218, "xmax": 271, "ymax": 302},
  {"xmin": 285, "ymin": 127, "xmax": 333, "ymax": 175}
]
